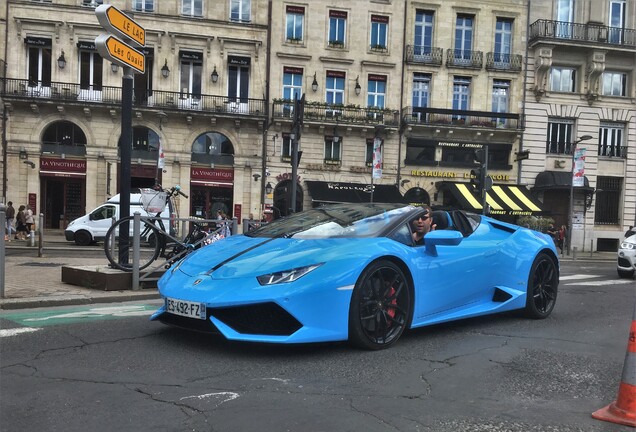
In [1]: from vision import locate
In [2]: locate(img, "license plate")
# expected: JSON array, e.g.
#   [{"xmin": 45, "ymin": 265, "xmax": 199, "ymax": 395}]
[{"xmin": 165, "ymin": 298, "xmax": 206, "ymax": 320}]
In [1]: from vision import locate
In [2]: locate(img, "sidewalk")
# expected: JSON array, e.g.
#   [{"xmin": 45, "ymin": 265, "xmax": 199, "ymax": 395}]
[
  {"xmin": 0, "ymin": 229, "xmax": 618, "ymax": 311},
  {"xmin": 1, "ymin": 229, "xmax": 160, "ymax": 310}
]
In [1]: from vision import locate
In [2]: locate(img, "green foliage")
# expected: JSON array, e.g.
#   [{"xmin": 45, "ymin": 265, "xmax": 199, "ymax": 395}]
[{"xmin": 517, "ymin": 215, "xmax": 555, "ymax": 232}]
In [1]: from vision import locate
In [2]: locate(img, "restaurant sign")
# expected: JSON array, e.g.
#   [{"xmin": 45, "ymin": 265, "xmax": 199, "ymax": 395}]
[{"xmin": 40, "ymin": 158, "xmax": 87, "ymax": 178}]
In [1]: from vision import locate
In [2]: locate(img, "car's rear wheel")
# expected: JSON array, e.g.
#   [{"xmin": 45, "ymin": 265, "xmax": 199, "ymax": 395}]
[
  {"xmin": 525, "ymin": 253, "xmax": 558, "ymax": 319},
  {"xmin": 349, "ymin": 260, "xmax": 412, "ymax": 350},
  {"xmin": 74, "ymin": 230, "xmax": 92, "ymax": 246},
  {"xmin": 617, "ymin": 268, "xmax": 635, "ymax": 279}
]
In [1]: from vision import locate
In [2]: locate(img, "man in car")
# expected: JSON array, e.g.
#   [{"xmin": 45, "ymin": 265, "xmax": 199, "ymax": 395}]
[{"xmin": 412, "ymin": 205, "xmax": 437, "ymax": 246}]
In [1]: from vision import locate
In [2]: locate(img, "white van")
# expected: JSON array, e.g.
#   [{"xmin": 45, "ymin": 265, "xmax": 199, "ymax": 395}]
[{"xmin": 65, "ymin": 193, "xmax": 173, "ymax": 246}]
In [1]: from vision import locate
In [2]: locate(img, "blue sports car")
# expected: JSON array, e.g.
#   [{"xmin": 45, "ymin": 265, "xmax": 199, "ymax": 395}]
[{"xmin": 151, "ymin": 203, "xmax": 559, "ymax": 350}]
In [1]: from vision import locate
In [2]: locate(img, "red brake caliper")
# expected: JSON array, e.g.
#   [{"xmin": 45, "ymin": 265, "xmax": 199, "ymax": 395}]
[{"xmin": 386, "ymin": 286, "xmax": 397, "ymax": 322}]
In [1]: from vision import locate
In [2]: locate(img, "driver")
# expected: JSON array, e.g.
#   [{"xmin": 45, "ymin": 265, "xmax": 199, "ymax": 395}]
[{"xmin": 412, "ymin": 205, "xmax": 436, "ymax": 246}]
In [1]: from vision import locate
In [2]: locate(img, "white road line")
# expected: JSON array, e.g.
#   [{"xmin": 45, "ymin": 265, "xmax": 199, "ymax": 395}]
[
  {"xmin": 560, "ymin": 274, "xmax": 603, "ymax": 281},
  {"xmin": 0, "ymin": 327, "xmax": 41, "ymax": 338},
  {"xmin": 565, "ymin": 279, "xmax": 636, "ymax": 286},
  {"xmin": 179, "ymin": 392, "xmax": 239, "ymax": 405}
]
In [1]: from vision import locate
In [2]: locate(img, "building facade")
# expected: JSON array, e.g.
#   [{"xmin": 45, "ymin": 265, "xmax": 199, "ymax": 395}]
[{"xmin": 1, "ymin": 0, "xmax": 634, "ymax": 252}]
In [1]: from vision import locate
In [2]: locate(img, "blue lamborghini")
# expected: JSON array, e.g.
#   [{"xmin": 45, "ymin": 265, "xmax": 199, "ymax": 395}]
[{"xmin": 151, "ymin": 203, "xmax": 559, "ymax": 350}]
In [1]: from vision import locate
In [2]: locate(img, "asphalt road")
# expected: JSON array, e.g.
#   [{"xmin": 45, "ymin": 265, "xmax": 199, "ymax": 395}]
[{"xmin": 1, "ymin": 261, "xmax": 634, "ymax": 432}]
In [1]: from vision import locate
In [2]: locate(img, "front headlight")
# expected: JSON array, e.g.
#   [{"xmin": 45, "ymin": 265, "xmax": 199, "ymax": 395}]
[
  {"xmin": 620, "ymin": 242, "xmax": 635, "ymax": 250},
  {"xmin": 257, "ymin": 263, "xmax": 323, "ymax": 286},
  {"xmin": 171, "ymin": 257, "xmax": 186, "ymax": 273}
]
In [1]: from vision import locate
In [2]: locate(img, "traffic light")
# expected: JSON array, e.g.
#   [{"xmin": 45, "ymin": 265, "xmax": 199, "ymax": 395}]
[{"xmin": 470, "ymin": 167, "xmax": 484, "ymax": 193}]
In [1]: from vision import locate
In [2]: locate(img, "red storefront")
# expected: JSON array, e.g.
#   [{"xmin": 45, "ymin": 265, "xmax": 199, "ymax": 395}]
[
  {"xmin": 39, "ymin": 158, "xmax": 86, "ymax": 228},
  {"xmin": 189, "ymin": 167, "xmax": 234, "ymax": 219}
]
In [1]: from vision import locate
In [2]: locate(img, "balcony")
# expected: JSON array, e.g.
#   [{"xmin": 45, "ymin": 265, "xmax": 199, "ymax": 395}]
[
  {"xmin": 403, "ymin": 107, "xmax": 521, "ymax": 130},
  {"xmin": 272, "ymin": 100, "xmax": 400, "ymax": 127},
  {"xmin": 485, "ymin": 53, "xmax": 523, "ymax": 72},
  {"xmin": 445, "ymin": 49, "xmax": 483, "ymax": 70},
  {"xmin": 1, "ymin": 78, "xmax": 267, "ymax": 117},
  {"xmin": 529, "ymin": 20, "xmax": 636, "ymax": 49},
  {"xmin": 405, "ymin": 46, "xmax": 443, "ymax": 66}
]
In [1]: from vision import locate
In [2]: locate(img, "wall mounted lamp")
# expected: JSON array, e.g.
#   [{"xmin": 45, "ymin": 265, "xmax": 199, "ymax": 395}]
[
  {"xmin": 57, "ymin": 51, "xmax": 66, "ymax": 69},
  {"xmin": 400, "ymin": 179, "xmax": 410, "ymax": 187},
  {"xmin": 355, "ymin": 75, "xmax": 361, "ymax": 95},
  {"xmin": 161, "ymin": 59, "xmax": 170, "ymax": 78},
  {"xmin": 211, "ymin": 66, "xmax": 219, "ymax": 83},
  {"xmin": 253, "ymin": 173, "xmax": 261, "ymax": 182},
  {"xmin": 311, "ymin": 72, "xmax": 318, "ymax": 92},
  {"xmin": 19, "ymin": 147, "xmax": 28, "ymax": 159},
  {"xmin": 265, "ymin": 182, "xmax": 273, "ymax": 194},
  {"xmin": 23, "ymin": 160, "xmax": 36, "ymax": 169},
  {"xmin": 111, "ymin": 62, "xmax": 119, "ymax": 73}
]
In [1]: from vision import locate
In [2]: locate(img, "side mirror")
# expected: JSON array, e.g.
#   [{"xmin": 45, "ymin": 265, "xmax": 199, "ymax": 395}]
[
  {"xmin": 424, "ymin": 230, "xmax": 463, "ymax": 257},
  {"xmin": 89, "ymin": 213, "xmax": 95, "ymax": 221}
]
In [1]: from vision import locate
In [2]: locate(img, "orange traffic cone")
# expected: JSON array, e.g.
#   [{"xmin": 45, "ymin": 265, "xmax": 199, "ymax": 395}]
[{"xmin": 592, "ymin": 318, "xmax": 636, "ymax": 427}]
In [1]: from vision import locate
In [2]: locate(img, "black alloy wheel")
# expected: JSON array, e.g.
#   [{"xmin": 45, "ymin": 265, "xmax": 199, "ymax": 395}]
[
  {"xmin": 525, "ymin": 253, "xmax": 558, "ymax": 319},
  {"xmin": 349, "ymin": 260, "xmax": 412, "ymax": 350}
]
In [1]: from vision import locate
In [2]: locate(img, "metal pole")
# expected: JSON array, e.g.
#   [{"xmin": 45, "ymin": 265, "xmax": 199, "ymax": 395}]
[
  {"xmin": 119, "ymin": 67, "xmax": 133, "ymax": 265},
  {"xmin": 38, "ymin": 213, "xmax": 43, "ymax": 257},
  {"xmin": 0, "ymin": 204, "xmax": 5, "ymax": 298},
  {"xmin": 567, "ymin": 141, "xmax": 576, "ymax": 257},
  {"xmin": 132, "ymin": 212, "xmax": 140, "ymax": 291}
]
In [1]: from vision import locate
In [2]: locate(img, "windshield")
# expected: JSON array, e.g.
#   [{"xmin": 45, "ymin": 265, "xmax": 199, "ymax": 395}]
[{"xmin": 246, "ymin": 204, "xmax": 412, "ymax": 239}]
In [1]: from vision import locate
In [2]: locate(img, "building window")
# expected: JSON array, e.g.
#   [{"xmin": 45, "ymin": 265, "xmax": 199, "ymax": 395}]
[
  {"xmin": 405, "ymin": 140, "xmax": 436, "ymax": 166},
  {"xmin": 492, "ymin": 80, "xmax": 510, "ymax": 127},
  {"xmin": 412, "ymin": 73, "xmax": 430, "ymax": 122},
  {"xmin": 133, "ymin": 0, "xmax": 154, "ymax": 12},
  {"xmin": 414, "ymin": 10, "xmax": 434, "ymax": 56},
  {"xmin": 328, "ymin": 10, "xmax": 347, "ymax": 47},
  {"xmin": 81, "ymin": 0, "xmax": 103, "ymax": 7},
  {"xmin": 230, "ymin": 0, "xmax": 250, "ymax": 22},
  {"xmin": 454, "ymin": 15, "xmax": 474, "ymax": 61},
  {"xmin": 286, "ymin": 6, "xmax": 304, "ymax": 42},
  {"xmin": 324, "ymin": 136, "xmax": 341, "ymax": 162},
  {"xmin": 598, "ymin": 123, "xmax": 626, "ymax": 158},
  {"xmin": 550, "ymin": 67, "xmax": 576, "ymax": 92},
  {"xmin": 283, "ymin": 68, "xmax": 303, "ymax": 101},
  {"xmin": 494, "ymin": 18, "xmax": 513, "ymax": 63},
  {"xmin": 228, "ymin": 59, "xmax": 250, "ymax": 103},
  {"xmin": 42, "ymin": 121, "xmax": 87, "ymax": 146},
  {"xmin": 326, "ymin": 71, "xmax": 345, "ymax": 107},
  {"xmin": 27, "ymin": 42, "xmax": 52, "ymax": 87},
  {"xmin": 367, "ymin": 75, "xmax": 386, "ymax": 109},
  {"xmin": 601, "ymin": 72, "xmax": 627, "ymax": 96},
  {"xmin": 281, "ymin": 134, "xmax": 293, "ymax": 159},
  {"xmin": 546, "ymin": 119, "xmax": 573, "ymax": 154},
  {"xmin": 594, "ymin": 177, "xmax": 622, "ymax": 225},
  {"xmin": 132, "ymin": 126, "xmax": 160, "ymax": 152},
  {"xmin": 555, "ymin": 0, "xmax": 573, "ymax": 37},
  {"xmin": 179, "ymin": 51, "xmax": 202, "ymax": 98},
  {"xmin": 452, "ymin": 76, "xmax": 471, "ymax": 120},
  {"xmin": 609, "ymin": 0, "xmax": 626, "ymax": 43},
  {"xmin": 365, "ymin": 139, "xmax": 374, "ymax": 166},
  {"xmin": 370, "ymin": 15, "xmax": 389, "ymax": 50},
  {"xmin": 182, "ymin": 0, "xmax": 202, "ymax": 17},
  {"xmin": 79, "ymin": 49, "xmax": 103, "ymax": 91}
]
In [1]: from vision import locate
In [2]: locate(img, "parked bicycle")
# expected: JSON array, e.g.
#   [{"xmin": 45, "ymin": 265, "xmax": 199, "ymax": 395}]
[{"xmin": 104, "ymin": 185, "xmax": 213, "ymax": 271}]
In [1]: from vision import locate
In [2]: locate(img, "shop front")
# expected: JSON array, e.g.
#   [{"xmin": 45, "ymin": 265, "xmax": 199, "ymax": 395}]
[
  {"xmin": 190, "ymin": 167, "xmax": 234, "ymax": 219},
  {"xmin": 39, "ymin": 157, "xmax": 86, "ymax": 228}
]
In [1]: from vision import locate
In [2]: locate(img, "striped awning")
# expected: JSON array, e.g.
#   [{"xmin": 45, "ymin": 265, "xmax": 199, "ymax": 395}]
[{"xmin": 440, "ymin": 182, "xmax": 544, "ymax": 216}]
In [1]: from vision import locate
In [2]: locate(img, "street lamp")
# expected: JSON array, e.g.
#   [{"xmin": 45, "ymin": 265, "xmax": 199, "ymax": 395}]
[{"xmin": 567, "ymin": 134, "xmax": 593, "ymax": 256}]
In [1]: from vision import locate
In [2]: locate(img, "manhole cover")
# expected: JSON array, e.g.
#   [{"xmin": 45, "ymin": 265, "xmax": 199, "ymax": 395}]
[{"xmin": 17, "ymin": 262, "xmax": 65, "ymax": 267}]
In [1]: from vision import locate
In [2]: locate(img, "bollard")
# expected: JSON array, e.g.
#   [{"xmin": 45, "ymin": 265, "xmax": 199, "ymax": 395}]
[
  {"xmin": 132, "ymin": 212, "xmax": 140, "ymax": 291},
  {"xmin": 38, "ymin": 213, "xmax": 44, "ymax": 257},
  {"xmin": 590, "ymin": 239, "xmax": 593, "ymax": 258},
  {"xmin": 573, "ymin": 246, "xmax": 578, "ymax": 259},
  {"xmin": 29, "ymin": 230, "xmax": 35, "ymax": 247},
  {"xmin": 0, "ymin": 204, "xmax": 6, "ymax": 298}
]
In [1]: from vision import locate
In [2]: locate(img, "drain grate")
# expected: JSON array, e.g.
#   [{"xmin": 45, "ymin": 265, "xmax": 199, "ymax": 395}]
[{"xmin": 17, "ymin": 262, "xmax": 65, "ymax": 267}]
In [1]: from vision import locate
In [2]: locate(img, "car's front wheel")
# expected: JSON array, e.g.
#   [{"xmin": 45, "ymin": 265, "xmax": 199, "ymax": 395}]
[
  {"xmin": 74, "ymin": 230, "xmax": 92, "ymax": 246},
  {"xmin": 349, "ymin": 260, "xmax": 412, "ymax": 350},
  {"xmin": 525, "ymin": 253, "xmax": 558, "ymax": 319}
]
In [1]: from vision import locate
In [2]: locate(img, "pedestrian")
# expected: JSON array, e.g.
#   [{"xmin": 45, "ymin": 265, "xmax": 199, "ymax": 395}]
[
  {"xmin": 25, "ymin": 204, "xmax": 35, "ymax": 234},
  {"xmin": 15, "ymin": 205, "xmax": 27, "ymax": 240},
  {"xmin": 546, "ymin": 224, "xmax": 558, "ymax": 246},
  {"xmin": 5, "ymin": 201, "xmax": 15, "ymax": 241},
  {"xmin": 557, "ymin": 225, "xmax": 567, "ymax": 254},
  {"xmin": 625, "ymin": 226, "xmax": 636, "ymax": 238}
]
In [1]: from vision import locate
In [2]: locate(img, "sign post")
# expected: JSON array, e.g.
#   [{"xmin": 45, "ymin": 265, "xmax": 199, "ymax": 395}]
[{"xmin": 95, "ymin": 5, "xmax": 145, "ymax": 266}]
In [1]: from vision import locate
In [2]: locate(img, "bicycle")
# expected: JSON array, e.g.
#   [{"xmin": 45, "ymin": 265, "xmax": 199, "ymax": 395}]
[{"xmin": 104, "ymin": 185, "xmax": 213, "ymax": 271}]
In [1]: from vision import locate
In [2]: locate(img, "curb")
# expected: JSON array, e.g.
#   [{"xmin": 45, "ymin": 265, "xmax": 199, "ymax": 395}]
[{"xmin": 0, "ymin": 291, "xmax": 161, "ymax": 310}]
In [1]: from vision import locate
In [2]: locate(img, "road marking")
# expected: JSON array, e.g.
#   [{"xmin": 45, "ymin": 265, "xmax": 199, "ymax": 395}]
[
  {"xmin": 0, "ymin": 327, "xmax": 41, "ymax": 338},
  {"xmin": 2, "ymin": 304, "xmax": 157, "ymax": 327},
  {"xmin": 179, "ymin": 392, "xmax": 239, "ymax": 406},
  {"xmin": 565, "ymin": 279, "xmax": 636, "ymax": 287},
  {"xmin": 560, "ymin": 274, "xmax": 602, "ymax": 280}
]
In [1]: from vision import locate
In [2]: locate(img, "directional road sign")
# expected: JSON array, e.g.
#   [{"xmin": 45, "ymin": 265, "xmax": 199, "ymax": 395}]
[
  {"xmin": 96, "ymin": 4, "xmax": 145, "ymax": 47},
  {"xmin": 95, "ymin": 34, "xmax": 145, "ymax": 74}
]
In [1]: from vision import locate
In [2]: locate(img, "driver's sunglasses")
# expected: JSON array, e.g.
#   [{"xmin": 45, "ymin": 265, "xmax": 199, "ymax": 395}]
[{"xmin": 417, "ymin": 215, "xmax": 430, "ymax": 221}]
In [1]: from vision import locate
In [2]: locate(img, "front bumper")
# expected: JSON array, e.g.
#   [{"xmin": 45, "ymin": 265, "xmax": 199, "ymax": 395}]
[{"xmin": 64, "ymin": 230, "xmax": 75, "ymax": 241}]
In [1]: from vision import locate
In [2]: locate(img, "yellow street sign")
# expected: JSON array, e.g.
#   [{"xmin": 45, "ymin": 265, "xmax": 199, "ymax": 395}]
[
  {"xmin": 96, "ymin": 4, "xmax": 145, "ymax": 47},
  {"xmin": 95, "ymin": 34, "xmax": 145, "ymax": 74}
]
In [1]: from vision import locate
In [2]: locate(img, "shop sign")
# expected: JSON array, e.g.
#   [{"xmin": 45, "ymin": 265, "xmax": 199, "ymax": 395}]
[
  {"xmin": 28, "ymin": 193, "xmax": 37, "ymax": 214},
  {"xmin": 410, "ymin": 169, "xmax": 511, "ymax": 182},
  {"xmin": 234, "ymin": 204, "xmax": 241, "ymax": 224},
  {"xmin": 40, "ymin": 158, "xmax": 87, "ymax": 178},
  {"xmin": 190, "ymin": 167, "xmax": 234, "ymax": 182}
]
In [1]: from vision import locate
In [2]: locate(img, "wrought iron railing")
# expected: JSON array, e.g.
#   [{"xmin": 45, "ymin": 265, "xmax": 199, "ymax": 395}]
[
  {"xmin": 598, "ymin": 145, "xmax": 628, "ymax": 158},
  {"xmin": 0, "ymin": 78, "xmax": 267, "ymax": 116},
  {"xmin": 405, "ymin": 46, "xmax": 443, "ymax": 66},
  {"xmin": 403, "ymin": 107, "xmax": 521, "ymax": 130},
  {"xmin": 445, "ymin": 49, "xmax": 483, "ymax": 69},
  {"xmin": 529, "ymin": 19, "xmax": 636, "ymax": 48},
  {"xmin": 272, "ymin": 100, "xmax": 400, "ymax": 127},
  {"xmin": 485, "ymin": 53, "xmax": 523, "ymax": 72}
]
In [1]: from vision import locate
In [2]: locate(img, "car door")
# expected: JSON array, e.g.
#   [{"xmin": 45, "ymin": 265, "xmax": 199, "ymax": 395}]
[{"xmin": 89, "ymin": 204, "xmax": 117, "ymax": 239}]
